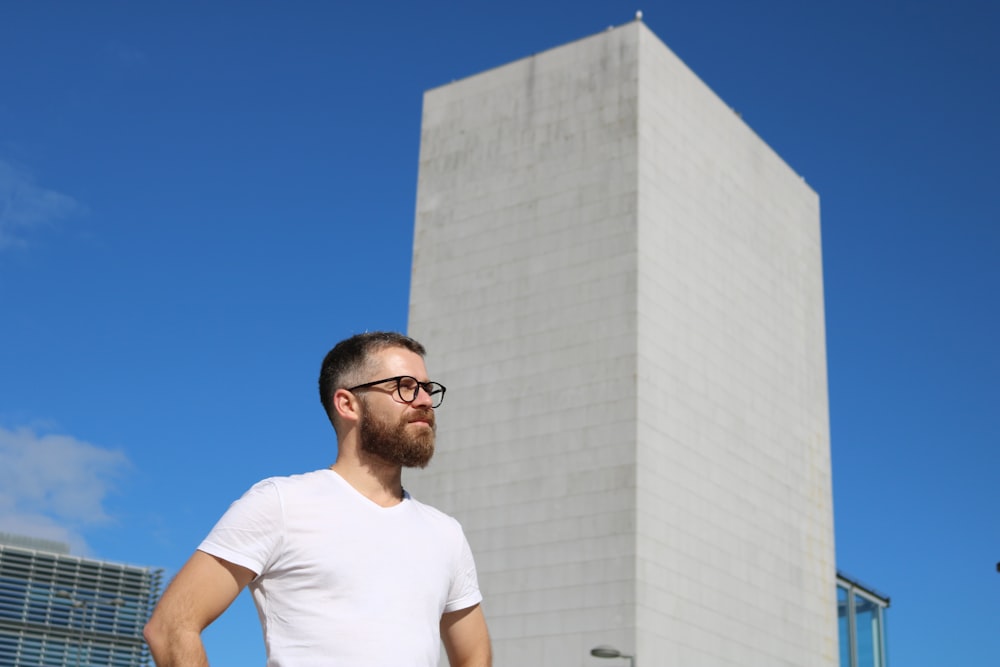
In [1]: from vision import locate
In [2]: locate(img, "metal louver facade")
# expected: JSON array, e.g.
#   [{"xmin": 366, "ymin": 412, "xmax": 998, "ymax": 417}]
[{"xmin": 0, "ymin": 535, "xmax": 163, "ymax": 667}]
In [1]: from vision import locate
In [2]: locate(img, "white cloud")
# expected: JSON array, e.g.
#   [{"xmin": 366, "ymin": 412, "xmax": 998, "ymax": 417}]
[
  {"xmin": 0, "ymin": 426, "xmax": 130, "ymax": 552},
  {"xmin": 0, "ymin": 159, "xmax": 83, "ymax": 250}
]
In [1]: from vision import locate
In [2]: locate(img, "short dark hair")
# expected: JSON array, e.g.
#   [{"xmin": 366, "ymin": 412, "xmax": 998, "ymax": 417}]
[{"xmin": 318, "ymin": 331, "xmax": 427, "ymax": 419}]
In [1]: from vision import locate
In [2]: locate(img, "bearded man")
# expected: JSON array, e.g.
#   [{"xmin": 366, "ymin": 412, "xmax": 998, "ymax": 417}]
[{"xmin": 144, "ymin": 332, "xmax": 492, "ymax": 667}]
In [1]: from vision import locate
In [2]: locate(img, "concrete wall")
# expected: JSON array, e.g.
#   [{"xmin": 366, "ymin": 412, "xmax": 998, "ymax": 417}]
[
  {"xmin": 632, "ymin": 26, "xmax": 836, "ymax": 666},
  {"xmin": 408, "ymin": 20, "xmax": 836, "ymax": 667}
]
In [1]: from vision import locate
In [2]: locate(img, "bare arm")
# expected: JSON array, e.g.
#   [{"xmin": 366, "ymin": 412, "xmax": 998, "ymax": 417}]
[
  {"xmin": 143, "ymin": 550, "xmax": 256, "ymax": 667},
  {"xmin": 441, "ymin": 604, "xmax": 491, "ymax": 667}
]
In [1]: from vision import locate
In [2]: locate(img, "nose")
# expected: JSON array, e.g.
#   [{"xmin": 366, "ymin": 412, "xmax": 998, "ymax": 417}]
[{"xmin": 410, "ymin": 383, "xmax": 434, "ymax": 408}]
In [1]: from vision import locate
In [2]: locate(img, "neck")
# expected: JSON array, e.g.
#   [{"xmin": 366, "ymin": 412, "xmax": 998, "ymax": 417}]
[{"xmin": 330, "ymin": 455, "xmax": 404, "ymax": 507}]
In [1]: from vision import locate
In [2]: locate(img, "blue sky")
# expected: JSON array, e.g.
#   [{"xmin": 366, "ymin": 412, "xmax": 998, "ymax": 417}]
[{"xmin": 1, "ymin": 1, "xmax": 997, "ymax": 665}]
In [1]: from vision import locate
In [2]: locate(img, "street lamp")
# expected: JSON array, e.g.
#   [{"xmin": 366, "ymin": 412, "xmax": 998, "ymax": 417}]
[
  {"xmin": 53, "ymin": 593, "xmax": 127, "ymax": 667},
  {"xmin": 591, "ymin": 644, "xmax": 636, "ymax": 667},
  {"xmin": 55, "ymin": 591, "xmax": 87, "ymax": 667}
]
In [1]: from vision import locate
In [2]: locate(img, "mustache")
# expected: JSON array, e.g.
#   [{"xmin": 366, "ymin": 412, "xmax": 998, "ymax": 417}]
[{"xmin": 408, "ymin": 409, "xmax": 436, "ymax": 427}]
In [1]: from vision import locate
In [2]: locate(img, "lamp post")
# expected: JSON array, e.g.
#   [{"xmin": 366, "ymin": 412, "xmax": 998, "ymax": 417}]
[
  {"xmin": 591, "ymin": 644, "xmax": 636, "ymax": 667},
  {"xmin": 54, "ymin": 593, "xmax": 126, "ymax": 666},
  {"xmin": 55, "ymin": 591, "xmax": 87, "ymax": 667}
]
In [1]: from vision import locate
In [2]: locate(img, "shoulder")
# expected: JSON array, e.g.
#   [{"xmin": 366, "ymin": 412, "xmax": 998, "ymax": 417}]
[
  {"xmin": 404, "ymin": 494, "xmax": 465, "ymax": 532},
  {"xmin": 248, "ymin": 469, "xmax": 334, "ymax": 491},
  {"xmin": 247, "ymin": 468, "xmax": 333, "ymax": 497},
  {"xmin": 234, "ymin": 469, "xmax": 337, "ymax": 506}
]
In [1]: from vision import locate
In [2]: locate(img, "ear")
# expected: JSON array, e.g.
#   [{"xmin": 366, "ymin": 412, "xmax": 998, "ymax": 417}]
[{"xmin": 332, "ymin": 388, "xmax": 361, "ymax": 425}]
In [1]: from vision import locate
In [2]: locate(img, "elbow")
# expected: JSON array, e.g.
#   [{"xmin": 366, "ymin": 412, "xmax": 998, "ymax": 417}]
[
  {"xmin": 143, "ymin": 612, "xmax": 168, "ymax": 658},
  {"xmin": 142, "ymin": 619, "xmax": 160, "ymax": 654}
]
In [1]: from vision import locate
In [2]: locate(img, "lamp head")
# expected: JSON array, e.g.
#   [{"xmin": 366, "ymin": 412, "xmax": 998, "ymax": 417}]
[{"xmin": 591, "ymin": 646, "xmax": 623, "ymax": 659}]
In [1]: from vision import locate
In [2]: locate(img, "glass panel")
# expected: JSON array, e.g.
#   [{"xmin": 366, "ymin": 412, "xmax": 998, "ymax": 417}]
[
  {"xmin": 837, "ymin": 584, "xmax": 851, "ymax": 667},
  {"xmin": 854, "ymin": 593, "xmax": 884, "ymax": 667}
]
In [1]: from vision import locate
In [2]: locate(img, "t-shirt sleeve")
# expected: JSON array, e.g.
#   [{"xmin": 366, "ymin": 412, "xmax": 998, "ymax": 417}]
[
  {"xmin": 444, "ymin": 528, "xmax": 483, "ymax": 613},
  {"xmin": 198, "ymin": 479, "xmax": 283, "ymax": 578}
]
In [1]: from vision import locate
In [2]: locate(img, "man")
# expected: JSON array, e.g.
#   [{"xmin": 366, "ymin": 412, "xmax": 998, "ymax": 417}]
[{"xmin": 144, "ymin": 331, "xmax": 491, "ymax": 666}]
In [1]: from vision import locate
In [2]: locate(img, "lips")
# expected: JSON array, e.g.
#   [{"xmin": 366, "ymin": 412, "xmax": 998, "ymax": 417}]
[{"xmin": 408, "ymin": 410, "xmax": 435, "ymax": 429}]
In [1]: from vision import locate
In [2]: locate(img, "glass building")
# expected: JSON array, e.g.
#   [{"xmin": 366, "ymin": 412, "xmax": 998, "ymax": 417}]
[
  {"xmin": 0, "ymin": 533, "xmax": 163, "ymax": 667},
  {"xmin": 838, "ymin": 572, "xmax": 890, "ymax": 667}
]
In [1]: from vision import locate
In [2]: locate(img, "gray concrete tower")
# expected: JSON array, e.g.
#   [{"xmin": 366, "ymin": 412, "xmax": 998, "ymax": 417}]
[{"xmin": 408, "ymin": 20, "xmax": 836, "ymax": 667}]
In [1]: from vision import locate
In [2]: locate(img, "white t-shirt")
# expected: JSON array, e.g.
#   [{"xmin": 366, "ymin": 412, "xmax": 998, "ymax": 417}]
[{"xmin": 199, "ymin": 469, "xmax": 482, "ymax": 667}]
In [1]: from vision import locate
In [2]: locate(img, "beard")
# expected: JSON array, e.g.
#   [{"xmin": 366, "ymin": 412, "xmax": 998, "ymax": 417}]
[{"xmin": 358, "ymin": 401, "xmax": 436, "ymax": 469}]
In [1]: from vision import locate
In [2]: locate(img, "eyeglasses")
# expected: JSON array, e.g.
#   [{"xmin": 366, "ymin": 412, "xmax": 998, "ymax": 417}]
[{"xmin": 346, "ymin": 375, "xmax": 447, "ymax": 408}]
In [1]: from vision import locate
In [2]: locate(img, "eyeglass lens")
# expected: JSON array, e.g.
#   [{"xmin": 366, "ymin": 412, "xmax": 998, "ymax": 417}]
[{"xmin": 397, "ymin": 377, "xmax": 444, "ymax": 407}]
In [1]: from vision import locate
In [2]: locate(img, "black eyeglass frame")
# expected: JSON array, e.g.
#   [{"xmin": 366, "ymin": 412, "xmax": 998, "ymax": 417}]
[{"xmin": 346, "ymin": 375, "xmax": 446, "ymax": 408}]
